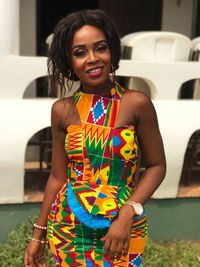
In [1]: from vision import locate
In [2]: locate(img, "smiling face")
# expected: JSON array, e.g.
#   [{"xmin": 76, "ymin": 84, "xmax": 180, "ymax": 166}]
[{"xmin": 70, "ymin": 25, "xmax": 112, "ymax": 92}]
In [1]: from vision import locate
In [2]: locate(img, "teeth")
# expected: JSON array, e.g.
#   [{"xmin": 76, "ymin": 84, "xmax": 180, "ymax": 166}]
[{"xmin": 88, "ymin": 68, "xmax": 101, "ymax": 73}]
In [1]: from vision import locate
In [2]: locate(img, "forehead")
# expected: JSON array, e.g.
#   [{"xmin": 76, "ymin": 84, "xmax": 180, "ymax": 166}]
[{"xmin": 71, "ymin": 25, "xmax": 107, "ymax": 46}]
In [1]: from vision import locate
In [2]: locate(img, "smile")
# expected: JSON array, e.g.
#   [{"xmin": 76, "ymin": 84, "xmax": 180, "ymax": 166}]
[{"xmin": 87, "ymin": 67, "xmax": 103, "ymax": 77}]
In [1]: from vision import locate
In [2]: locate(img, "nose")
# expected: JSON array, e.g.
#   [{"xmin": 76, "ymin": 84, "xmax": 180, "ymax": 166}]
[{"xmin": 87, "ymin": 50, "xmax": 99, "ymax": 64}]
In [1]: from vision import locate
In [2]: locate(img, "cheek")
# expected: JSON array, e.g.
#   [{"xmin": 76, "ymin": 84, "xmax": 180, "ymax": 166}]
[
  {"xmin": 105, "ymin": 50, "xmax": 111, "ymax": 60},
  {"xmin": 104, "ymin": 52, "xmax": 112, "ymax": 66},
  {"xmin": 71, "ymin": 59, "xmax": 84, "ymax": 74}
]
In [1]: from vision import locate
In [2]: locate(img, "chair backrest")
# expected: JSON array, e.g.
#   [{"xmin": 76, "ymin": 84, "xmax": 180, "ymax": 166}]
[
  {"xmin": 191, "ymin": 37, "xmax": 200, "ymax": 61},
  {"xmin": 192, "ymin": 37, "xmax": 200, "ymax": 51},
  {"xmin": 46, "ymin": 33, "xmax": 53, "ymax": 49},
  {"xmin": 121, "ymin": 31, "xmax": 192, "ymax": 61}
]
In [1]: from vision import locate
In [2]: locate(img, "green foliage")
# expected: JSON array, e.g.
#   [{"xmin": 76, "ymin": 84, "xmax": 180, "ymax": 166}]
[
  {"xmin": 144, "ymin": 239, "xmax": 200, "ymax": 267},
  {"xmin": 0, "ymin": 217, "xmax": 54, "ymax": 267},
  {"xmin": 0, "ymin": 217, "xmax": 199, "ymax": 267}
]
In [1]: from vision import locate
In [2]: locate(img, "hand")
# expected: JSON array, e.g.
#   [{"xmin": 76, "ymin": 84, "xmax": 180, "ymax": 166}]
[
  {"xmin": 24, "ymin": 239, "xmax": 46, "ymax": 267},
  {"xmin": 101, "ymin": 205, "xmax": 134, "ymax": 261}
]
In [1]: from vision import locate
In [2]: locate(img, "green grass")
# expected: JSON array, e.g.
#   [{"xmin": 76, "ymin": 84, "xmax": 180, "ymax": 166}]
[
  {"xmin": 0, "ymin": 217, "xmax": 199, "ymax": 267},
  {"xmin": 144, "ymin": 239, "xmax": 200, "ymax": 267},
  {"xmin": 0, "ymin": 217, "xmax": 54, "ymax": 267}
]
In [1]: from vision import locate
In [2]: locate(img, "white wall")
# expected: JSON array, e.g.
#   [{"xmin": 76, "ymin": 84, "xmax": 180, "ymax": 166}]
[
  {"xmin": 20, "ymin": 0, "xmax": 36, "ymax": 56},
  {"xmin": 162, "ymin": 0, "xmax": 194, "ymax": 37},
  {"xmin": 0, "ymin": 0, "xmax": 20, "ymax": 55},
  {"xmin": 20, "ymin": 0, "xmax": 37, "ymax": 97}
]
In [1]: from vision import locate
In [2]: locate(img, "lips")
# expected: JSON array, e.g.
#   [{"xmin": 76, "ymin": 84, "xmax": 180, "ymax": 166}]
[{"xmin": 86, "ymin": 66, "xmax": 103, "ymax": 78}]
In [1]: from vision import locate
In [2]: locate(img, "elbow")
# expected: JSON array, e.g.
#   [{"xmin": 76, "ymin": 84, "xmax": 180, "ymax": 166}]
[
  {"xmin": 145, "ymin": 160, "xmax": 167, "ymax": 183},
  {"xmin": 160, "ymin": 161, "xmax": 167, "ymax": 182}
]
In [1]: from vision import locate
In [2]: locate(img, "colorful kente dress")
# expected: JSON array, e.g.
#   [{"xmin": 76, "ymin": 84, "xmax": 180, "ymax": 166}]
[{"xmin": 48, "ymin": 83, "xmax": 148, "ymax": 267}]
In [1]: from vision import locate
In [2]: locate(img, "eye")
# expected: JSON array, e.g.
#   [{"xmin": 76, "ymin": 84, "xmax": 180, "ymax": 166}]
[
  {"xmin": 96, "ymin": 44, "xmax": 108, "ymax": 52},
  {"xmin": 73, "ymin": 49, "xmax": 86, "ymax": 57}
]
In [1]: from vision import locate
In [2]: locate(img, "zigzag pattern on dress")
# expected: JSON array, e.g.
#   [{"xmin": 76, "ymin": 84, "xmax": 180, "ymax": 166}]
[
  {"xmin": 83, "ymin": 123, "xmax": 110, "ymax": 167},
  {"xmin": 69, "ymin": 181, "xmax": 119, "ymax": 216},
  {"xmin": 65, "ymin": 131, "xmax": 83, "ymax": 159},
  {"xmin": 83, "ymin": 123, "xmax": 109, "ymax": 147},
  {"xmin": 48, "ymin": 82, "xmax": 148, "ymax": 266},
  {"xmin": 53, "ymin": 224, "xmax": 74, "ymax": 251},
  {"xmin": 131, "ymin": 217, "xmax": 148, "ymax": 238}
]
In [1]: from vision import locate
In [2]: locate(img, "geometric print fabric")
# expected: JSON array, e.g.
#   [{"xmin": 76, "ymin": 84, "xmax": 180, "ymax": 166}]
[{"xmin": 48, "ymin": 83, "xmax": 147, "ymax": 266}]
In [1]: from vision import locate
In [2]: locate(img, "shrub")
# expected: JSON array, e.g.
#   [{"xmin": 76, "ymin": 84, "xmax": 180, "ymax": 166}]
[
  {"xmin": 144, "ymin": 239, "xmax": 200, "ymax": 267},
  {"xmin": 0, "ymin": 217, "xmax": 199, "ymax": 266},
  {"xmin": 0, "ymin": 217, "xmax": 54, "ymax": 267}
]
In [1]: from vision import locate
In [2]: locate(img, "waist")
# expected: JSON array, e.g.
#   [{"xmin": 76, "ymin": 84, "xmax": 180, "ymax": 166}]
[
  {"xmin": 68, "ymin": 178, "xmax": 134, "ymax": 190},
  {"xmin": 59, "ymin": 179, "xmax": 134, "ymax": 209}
]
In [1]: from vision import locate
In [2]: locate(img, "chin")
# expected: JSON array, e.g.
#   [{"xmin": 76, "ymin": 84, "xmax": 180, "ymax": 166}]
[{"xmin": 88, "ymin": 77, "xmax": 110, "ymax": 87}]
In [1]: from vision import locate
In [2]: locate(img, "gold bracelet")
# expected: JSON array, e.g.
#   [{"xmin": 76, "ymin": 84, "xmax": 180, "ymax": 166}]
[
  {"xmin": 30, "ymin": 237, "xmax": 48, "ymax": 244},
  {"xmin": 33, "ymin": 223, "xmax": 47, "ymax": 230}
]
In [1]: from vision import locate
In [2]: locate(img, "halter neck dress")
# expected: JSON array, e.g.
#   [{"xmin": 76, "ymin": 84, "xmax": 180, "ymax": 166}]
[{"xmin": 48, "ymin": 83, "xmax": 147, "ymax": 267}]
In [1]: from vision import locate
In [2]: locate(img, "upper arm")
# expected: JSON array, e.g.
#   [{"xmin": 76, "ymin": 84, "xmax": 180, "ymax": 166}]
[
  {"xmin": 133, "ymin": 92, "xmax": 166, "ymax": 169},
  {"xmin": 50, "ymin": 100, "xmax": 68, "ymax": 182}
]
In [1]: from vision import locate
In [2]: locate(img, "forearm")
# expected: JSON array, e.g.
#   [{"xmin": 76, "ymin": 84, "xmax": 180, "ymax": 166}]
[
  {"xmin": 32, "ymin": 174, "xmax": 66, "ymax": 239},
  {"xmin": 118, "ymin": 164, "xmax": 166, "ymax": 221},
  {"xmin": 130, "ymin": 164, "xmax": 166, "ymax": 205}
]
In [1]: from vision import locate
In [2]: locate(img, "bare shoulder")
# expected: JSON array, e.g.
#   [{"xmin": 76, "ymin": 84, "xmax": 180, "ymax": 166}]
[
  {"xmin": 123, "ymin": 89, "xmax": 152, "ymax": 108},
  {"xmin": 51, "ymin": 96, "xmax": 74, "ymax": 130},
  {"xmin": 122, "ymin": 89, "xmax": 157, "ymax": 123},
  {"xmin": 51, "ymin": 96, "xmax": 73, "ymax": 114}
]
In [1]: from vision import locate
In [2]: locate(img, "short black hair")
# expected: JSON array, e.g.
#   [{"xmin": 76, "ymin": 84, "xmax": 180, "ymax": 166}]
[{"xmin": 47, "ymin": 9, "xmax": 121, "ymax": 95}]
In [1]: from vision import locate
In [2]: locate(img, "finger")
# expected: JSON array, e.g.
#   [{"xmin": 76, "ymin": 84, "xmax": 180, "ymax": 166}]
[
  {"xmin": 100, "ymin": 236, "xmax": 106, "ymax": 242},
  {"xmin": 115, "ymin": 240, "xmax": 125, "ymax": 260},
  {"xmin": 39, "ymin": 258, "xmax": 46, "ymax": 267},
  {"xmin": 122, "ymin": 240, "xmax": 129, "ymax": 256},
  {"xmin": 103, "ymin": 238, "xmax": 111, "ymax": 258},
  {"xmin": 33, "ymin": 254, "xmax": 46, "ymax": 267},
  {"xmin": 122, "ymin": 247, "xmax": 128, "ymax": 256},
  {"xmin": 35, "ymin": 258, "xmax": 46, "ymax": 267},
  {"xmin": 27, "ymin": 253, "xmax": 37, "ymax": 267},
  {"xmin": 109, "ymin": 240, "xmax": 118, "ymax": 261},
  {"xmin": 24, "ymin": 251, "xmax": 30, "ymax": 266},
  {"xmin": 24, "ymin": 251, "xmax": 36, "ymax": 267}
]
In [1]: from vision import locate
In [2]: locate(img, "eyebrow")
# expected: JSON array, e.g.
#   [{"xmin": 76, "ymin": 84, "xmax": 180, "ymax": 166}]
[{"xmin": 71, "ymin": 40, "xmax": 108, "ymax": 51}]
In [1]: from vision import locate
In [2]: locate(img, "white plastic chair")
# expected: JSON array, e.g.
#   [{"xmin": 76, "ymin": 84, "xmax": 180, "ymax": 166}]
[
  {"xmin": 46, "ymin": 33, "xmax": 53, "ymax": 49},
  {"xmin": 121, "ymin": 31, "xmax": 192, "ymax": 61},
  {"xmin": 191, "ymin": 37, "xmax": 200, "ymax": 99},
  {"xmin": 192, "ymin": 37, "xmax": 200, "ymax": 51},
  {"xmin": 120, "ymin": 31, "xmax": 192, "ymax": 97}
]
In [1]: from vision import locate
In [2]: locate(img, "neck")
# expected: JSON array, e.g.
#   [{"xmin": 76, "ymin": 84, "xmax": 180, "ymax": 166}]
[{"xmin": 81, "ymin": 79, "xmax": 114, "ymax": 97}]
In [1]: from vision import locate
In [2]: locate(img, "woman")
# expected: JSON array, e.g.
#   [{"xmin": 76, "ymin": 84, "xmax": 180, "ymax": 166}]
[{"xmin": 24, "ymin": 9, "xmax": 166, "ymax": 267}]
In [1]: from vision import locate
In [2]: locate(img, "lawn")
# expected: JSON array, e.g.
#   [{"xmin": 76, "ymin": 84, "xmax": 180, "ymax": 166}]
[{"xmin": 0, "ymin": 217, "xmax": 199, "ymax": 267}]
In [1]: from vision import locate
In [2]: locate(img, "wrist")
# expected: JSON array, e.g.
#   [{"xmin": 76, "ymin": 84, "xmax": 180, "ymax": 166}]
[
  {"xmin": 30, "ymin": 237, "xmax": 48, "ymax": 244},
  {"xmin": 32, "ymin": 222, "xmax": 47, "ymax": 239},
  {"xmin": 34, "ymin": 223, "xmax": 47, "ymax": 230},
  {"xmin": 118, "ymin": 205, "xmax": 135, "ymax": 221},
  {"xmin": 33, "ymin": 228, "xmax": 47, "ymax": 239},
  {"xmin": 124, "ymin": 200, "xmax": 144, "ymax": 216}
]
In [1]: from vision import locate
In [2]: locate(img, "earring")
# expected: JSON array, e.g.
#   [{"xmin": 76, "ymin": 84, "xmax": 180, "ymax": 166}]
[
  {"xmin": 67, "ymin": 69, "xmax": 73, "ymax": 80},
  {"xmin": 66, "ymin": 69, "xmax": 74, "ymax": 93},
  {"xmin": 110, "ymin": 64, "xmax": 116, "ymax": 83}
]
